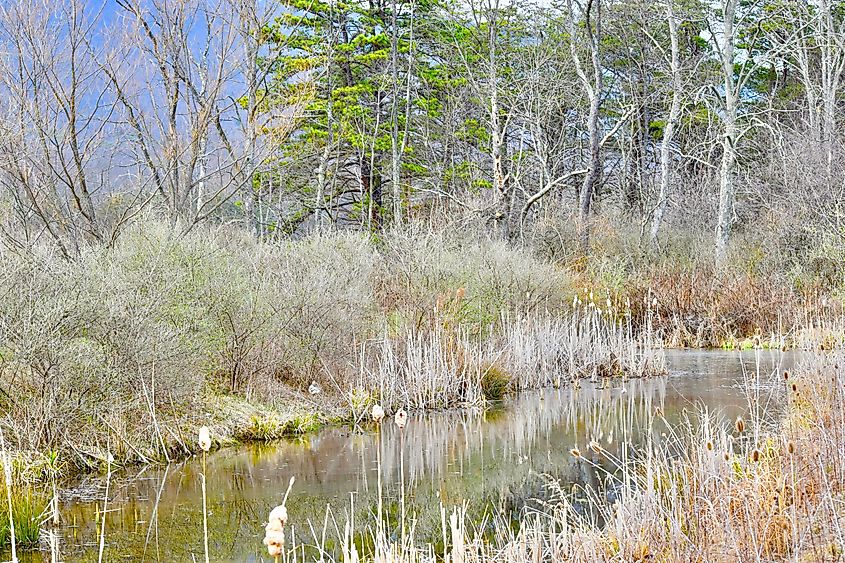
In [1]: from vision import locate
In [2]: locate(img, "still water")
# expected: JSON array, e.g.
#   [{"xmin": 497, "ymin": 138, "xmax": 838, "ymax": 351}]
[{"xmin": 19, "ymin": 350, "xmax": 796, "ymax": 562}]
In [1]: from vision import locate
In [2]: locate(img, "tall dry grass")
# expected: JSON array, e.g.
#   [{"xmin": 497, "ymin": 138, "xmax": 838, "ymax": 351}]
[
  {"xmin": 530, "ymin": 212, "xmax": 844, "ymax": 349},
  {"xmin": 360, "ymin": 308, "xmax": 664, "ymax": 410}
]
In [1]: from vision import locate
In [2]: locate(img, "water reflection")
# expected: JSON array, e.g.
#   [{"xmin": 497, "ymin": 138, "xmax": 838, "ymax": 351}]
[{"xmin": 13, "ymin": 350, "xmax": 795, "ymax": 562}]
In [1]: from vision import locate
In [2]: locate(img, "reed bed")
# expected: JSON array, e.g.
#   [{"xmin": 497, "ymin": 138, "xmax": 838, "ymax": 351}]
[{"xmin": 359, "ymin": 307, "xmax": 665, "ymax": 411}]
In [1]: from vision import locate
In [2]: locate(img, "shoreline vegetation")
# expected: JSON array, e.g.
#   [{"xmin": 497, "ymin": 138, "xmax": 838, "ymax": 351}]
[
  {"xmin": 0, "ymin": 222, "xmax": 663, "ymax": 483},
  {"xmin": 0, "ymin": 0, "xmax": 844, "ymax": 557},
  {"xmin": 1, "ymin": 223, "xmax": 844, "ymax": 559},
  {"xmin": 1, "ymin": 222, "xmax": 839, "ymax": 483}
]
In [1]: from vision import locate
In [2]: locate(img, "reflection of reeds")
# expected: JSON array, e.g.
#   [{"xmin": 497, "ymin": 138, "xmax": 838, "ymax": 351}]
[
  {"xmin": 198, "ymin": 426, "xmax": 211, "ymax": 563},
  {"xmin": 303, "ymin": 351, "xmax": 842, "ymax": 562},
  {"xmin": 97, "ymin": 452, "xmax": 111, "ymax": 563}
]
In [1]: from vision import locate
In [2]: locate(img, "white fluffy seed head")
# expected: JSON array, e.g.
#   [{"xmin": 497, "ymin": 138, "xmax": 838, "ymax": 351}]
[
  {"xmin": 198, "ymin": 426, "xmax": 211, "ymax": 452},
  {"xmin": 372, "ymin": 404, "xmax": 385, "ymax": 423},
  {"xmin": 268, "ymin": 505, "xmax": 288, "ymax": 526}
]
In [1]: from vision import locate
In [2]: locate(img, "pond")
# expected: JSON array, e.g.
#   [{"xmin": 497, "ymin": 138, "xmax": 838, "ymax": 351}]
[{"xmin": 11, "ymin": 350, "xmax": 796, "ymax": 562}]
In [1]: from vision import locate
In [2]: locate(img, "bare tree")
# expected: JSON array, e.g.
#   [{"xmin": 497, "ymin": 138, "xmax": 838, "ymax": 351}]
[
  {"xmin": 710, "ymin": 0, "xmax": 752, "ymax": 267},
  {"xmin": 649, "ymin": 0, "xmax": 683, "ymax": 245},
  {"xmin": 0, "ymin": 0, "xmax": 114, "ymax": 257},
  {"xmin": 99, "ymin": 0, "xmax": 300, "ymax": 236},
  {"xmin": 566, "ymin": 0, "xmax": 604, "ymax": 254}
]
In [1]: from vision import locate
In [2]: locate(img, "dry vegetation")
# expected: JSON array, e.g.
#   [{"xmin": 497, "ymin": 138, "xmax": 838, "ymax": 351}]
[{"xmin": 0, "ymin": 219, "xmax": 667, "ymax": 478}]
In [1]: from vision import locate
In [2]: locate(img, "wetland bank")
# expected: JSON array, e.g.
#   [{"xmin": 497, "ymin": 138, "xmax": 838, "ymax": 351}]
[
  {"xmin": 3, "ymin": 351, "xmax": 800, "ymax": 561},
  {"xmin": 2, "ymin": 0, "xmax": 845, "ymax": 559},
  {"xmin": 1, "ymin": 228, "xmax": 843, "ymax": 562}
]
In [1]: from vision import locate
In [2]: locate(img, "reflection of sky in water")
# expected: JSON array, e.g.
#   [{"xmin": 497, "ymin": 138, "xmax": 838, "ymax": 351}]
[{"xmin": 13, "ymin": 350, "xmax": 796, "ymax": 562}]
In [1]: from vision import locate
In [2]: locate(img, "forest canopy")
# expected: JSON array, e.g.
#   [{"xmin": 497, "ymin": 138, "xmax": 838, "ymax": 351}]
[{"xmin": 0, "ymin": 0, "xmax": 842, "ymax": 269}]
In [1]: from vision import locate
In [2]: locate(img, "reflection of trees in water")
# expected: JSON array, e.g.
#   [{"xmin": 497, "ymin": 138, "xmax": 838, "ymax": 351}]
[
  {"xmin": 40, "ymin": 352, "xmax": 793, "ymax": 560},
  {"xmin": 50, "ymin": 378, "xmax": 680, "ymax": 560}
]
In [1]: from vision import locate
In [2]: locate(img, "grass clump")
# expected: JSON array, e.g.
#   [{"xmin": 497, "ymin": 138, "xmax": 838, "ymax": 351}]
[
  {"xmin": 480, "ymin": 363, "xmax": 511, "ymax": 401},
  {"xmin": 0, "ymin": 489, "xmax": 45, "ymax": 551},
  {"xmin": 237, "ymin": 413, "xmax": 322, "ymax": 442}
]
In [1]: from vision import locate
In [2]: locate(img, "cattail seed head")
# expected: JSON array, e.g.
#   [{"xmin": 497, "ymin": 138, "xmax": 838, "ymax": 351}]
[
  {"xmin": 791, "ymin": 383, "xmax": 797, "ymax": 392},
  {"xmin": 395, "ymin": 409, "xmax": 408, "ymax": 430},
  {"xmin": 264, "ymin": 505, "xmax": 288, "ymax": 557},
  {"xmin": 372, "ymin": 404, "xmax": 385, "ymax": 423},
  {"xmin": 589, "ymin": 440, "xmax": 602, "ymax": 454},
  {"xmin": 783, "ymin": 371, "xmax": 789, "ymax": 380},
  {"xmin": 752, "ymin": 449, "xmax": 761, "ymax": 462},
  {"xmin": 735, "ymin": 417, "xmax": 745, "ymax": 434},
  {"xmin": 198, "ymin": 426, "xmax": 211, "ymax": 452},
  {"xmin": 570, "ymin": 448, "xmax": 581, "ymax": 458},
  {"xmin": 263, "ymin": 528, "xmax": 285, "ymax": 556},
  {"xmin": 787, "ymin": 441, "xmax": 796, "ymax": 455},
  {"xmin": 723, "ymin": 453, "xmax": 730, "ymax": 462},
  {"xmin": 268, "ymin": 505, "xmax": 288, "ymax": 526},
  {"xmin": 706, "ymin": 441, "xmax": 713, "ymax": 451}
]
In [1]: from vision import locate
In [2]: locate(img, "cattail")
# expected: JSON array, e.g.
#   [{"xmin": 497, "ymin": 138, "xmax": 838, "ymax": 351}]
[
  {"xmin": 264, "ymin": 505, "xmax": 288, "ymax": 558},
  {"xmin": 787, "ymin": 441, "xmax": 796, "ymax": 455},
  {"xmin": 751, "ymin": 449, "xmax": 761, "ymax": 462},
  {"xmin": 706, "ymin": 441, "xmax": 713, "ymax": 451},
  {"xmin": 723, "ymin": 453, "xmax": 730, "ymax": 462},
  {"xmin": 264, "ymin": 478, "xmax": 294, "ymax": 559},
  {"xmin": 570, "ymin": 447, "xmax": 581, "ymax": 458},
  {"xmin": 783, "ymin": 371, "xmax": 789, "ymax": 380},
  {"xmin": 792, "ymin": 383, "xmax": 797, "ymax": 393},
  {"xmin": 589, "ymin": 440, "xmax": 602, "ymax": 454},
  {"xmin": 735, "ymin": 417, "xmax": 745, "ymax": 434},
  {"xmin": 372, "ymin": 404, "xmax": 385, "ymax": 423},
  {"xmin": 198, "ymin": 426, "xmax": 211, "ymax": 563},
  {"xmin": 198, "ymin": 426, "xmax": 211, "ymax": 452},
  {"xmin": 395, "ymin": 409, "xmax": 408, "ymax": 430}
]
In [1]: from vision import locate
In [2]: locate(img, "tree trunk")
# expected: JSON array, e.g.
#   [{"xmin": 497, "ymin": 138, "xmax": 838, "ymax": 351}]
[
  {"xmin": 714, "ymin": 0, "xmax": 737, "ymax": 269},
  {"xmin": 650, "ymin": 0, "xmax": 681, "ymax": 246},
  {"xmin": 578, "ymin": 90, "xmax": 602, "ymax": 254},
  {"xmin": 715, "ymin": 106, "xmax": 737, "ymax": 268}
]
